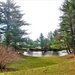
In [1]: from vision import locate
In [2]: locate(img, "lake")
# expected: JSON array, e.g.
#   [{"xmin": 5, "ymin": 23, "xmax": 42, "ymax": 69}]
[{"xmin": 23, "ymin": 50, "xmax": 68, "ymax": 57}]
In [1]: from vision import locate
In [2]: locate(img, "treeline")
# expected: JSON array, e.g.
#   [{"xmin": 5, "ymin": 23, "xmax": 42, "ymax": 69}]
[{"xmin": 24, "ymin": 31, "xmax": 67, "ymax": 51}]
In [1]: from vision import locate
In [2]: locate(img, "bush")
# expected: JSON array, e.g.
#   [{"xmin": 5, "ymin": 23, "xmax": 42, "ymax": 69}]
[{"xmin": 0, "ymin": 45, "xmax": 20, "ymax": 69}]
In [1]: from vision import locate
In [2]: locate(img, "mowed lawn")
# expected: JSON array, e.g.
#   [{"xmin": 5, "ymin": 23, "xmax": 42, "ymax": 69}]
[{"xmin": 0, "ymin": 54, "xmax": 75, "ymax": 75}]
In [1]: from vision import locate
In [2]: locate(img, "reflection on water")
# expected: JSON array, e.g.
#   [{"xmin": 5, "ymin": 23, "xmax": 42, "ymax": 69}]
[{"xmin": 23, "ymin": 50, "xmax": 68, "ymax": 57}]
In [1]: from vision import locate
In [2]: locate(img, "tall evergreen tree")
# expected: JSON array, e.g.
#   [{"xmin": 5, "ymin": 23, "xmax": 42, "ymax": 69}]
[
  {"xmin": 60, "ymin": 0, "xmax": 75, "ymax": 54},
  {"xmin": 0, "ymin": 0, "xmax": 28, "ymax": 49}
]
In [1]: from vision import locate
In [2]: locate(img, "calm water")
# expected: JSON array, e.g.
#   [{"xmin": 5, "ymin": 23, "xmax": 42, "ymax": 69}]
[{"xmin": 23, "ymin": 50, "xmax": 68, "ymax": 57}]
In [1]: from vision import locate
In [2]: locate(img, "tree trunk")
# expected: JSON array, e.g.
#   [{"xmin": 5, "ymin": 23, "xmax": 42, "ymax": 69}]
[{"xmin": 67, "ymin": 46, "xmax": 72, "ymax": 54}]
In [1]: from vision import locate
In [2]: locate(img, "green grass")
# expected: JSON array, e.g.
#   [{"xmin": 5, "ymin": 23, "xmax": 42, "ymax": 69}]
[{"xmin": 0, "ymin": 55, "xmax": 75, "ymax": 75}]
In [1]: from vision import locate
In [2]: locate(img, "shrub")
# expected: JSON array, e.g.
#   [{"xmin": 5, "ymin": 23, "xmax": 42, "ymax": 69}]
[{"xmin": 0, "ymin": 45, "xmax": 20, "ymax": 69}]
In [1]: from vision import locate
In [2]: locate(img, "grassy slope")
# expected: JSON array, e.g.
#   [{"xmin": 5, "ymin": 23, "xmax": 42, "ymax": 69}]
[{"xmin": 0, "ymin": 54, "xmax": 75, "ymax": 75}]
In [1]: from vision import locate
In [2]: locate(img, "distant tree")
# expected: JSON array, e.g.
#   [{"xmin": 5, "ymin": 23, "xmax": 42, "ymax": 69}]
[
  {"xmin": 47, "ymin": 31, "xmax": 53, "ymax": 41},
  {"xmin": 0, "ymin": 0, "xmax": 28, "ymax": 49},
  {"xmin": 47, "ymin": 31, "xmax": 54, "ymax": 48},
  {"xmin": 33, "ymin": 39, "xmax": 40, "ymax": 48},
  {"xmin": 24, "ymin": 37, "xmax": 35, "ymax": 48},
  {"xmin": 39, "ymin": 33, "xmax": 45, "ymax": 48},
  {"xmin": 50, "ymin": 29, "xmax": 64, "ymax": 50},
  {"xmin": 44, "ymin": 38, "xmax": 50, "ymax": 49}
]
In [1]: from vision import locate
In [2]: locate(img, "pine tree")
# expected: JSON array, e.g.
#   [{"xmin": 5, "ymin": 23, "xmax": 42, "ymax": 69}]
[
  {"xmin": 60, "ymin": 0, "xmax": 75, "ymax": 54},
  {"xmin": 39, "ymin": 33, "xmax": 45, "ymax": 49},
  {"xmin": 0, "ymin": 0, "xmax": 29, "ymax": 49}
]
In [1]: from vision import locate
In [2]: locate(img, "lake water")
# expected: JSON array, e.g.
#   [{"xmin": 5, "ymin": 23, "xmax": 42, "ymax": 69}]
[{"xmin": 23, "ymin": 50, "xmax": 68, "ymax": 57}]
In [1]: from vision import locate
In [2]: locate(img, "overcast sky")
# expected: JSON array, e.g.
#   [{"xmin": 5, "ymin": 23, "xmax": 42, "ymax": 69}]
[{"xmin": 0, "ymin": 0, "xmax": 64, "ymax": 40}]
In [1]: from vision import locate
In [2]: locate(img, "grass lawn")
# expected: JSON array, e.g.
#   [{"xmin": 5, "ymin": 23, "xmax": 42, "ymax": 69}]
[{"xmin": 0, "ymin": 54, "xmax": 75, "ymax": 75}]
